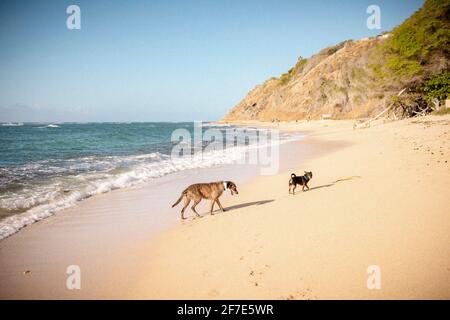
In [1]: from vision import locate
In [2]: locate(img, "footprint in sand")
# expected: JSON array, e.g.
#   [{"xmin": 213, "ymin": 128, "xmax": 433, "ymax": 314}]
[
  {"xmin": 248, "ymin": 242, "xmax": 264, "ymax": 255},
  {"xmin": 208, "ymin": 289, "xmax": 219, "ymax": 298},
  {"xmin": 283, "ymin": 288, "xmax": 316, "ymax": 300},
  {"xmin": 248, "ymin": 264, "xmax": 270, "ymax": 287}
]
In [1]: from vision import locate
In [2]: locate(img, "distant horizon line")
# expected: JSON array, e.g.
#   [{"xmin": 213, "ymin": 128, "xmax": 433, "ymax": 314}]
[{"xmin": 0, "ymin": 120, "xmax": 219, "ymax": 124}]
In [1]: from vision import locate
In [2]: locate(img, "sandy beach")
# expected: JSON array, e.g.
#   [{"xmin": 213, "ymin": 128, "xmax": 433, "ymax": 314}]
[{"xmin": 1, "ymin": 115, "xmax": 449, "ymax": 299}]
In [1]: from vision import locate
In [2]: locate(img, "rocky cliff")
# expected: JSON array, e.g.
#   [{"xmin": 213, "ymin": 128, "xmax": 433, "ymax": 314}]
[{"xmin": 223, "ymin": 0, "xmax": 449, "ymax": 121}]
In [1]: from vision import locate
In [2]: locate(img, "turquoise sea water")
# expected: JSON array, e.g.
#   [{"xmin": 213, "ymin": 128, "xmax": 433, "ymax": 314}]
[{"xmin": 0, "ymin": 122, "xmax": 299, "ymax": 239}]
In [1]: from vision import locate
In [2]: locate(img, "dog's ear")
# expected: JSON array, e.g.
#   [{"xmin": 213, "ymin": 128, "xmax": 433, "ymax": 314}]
[{"xmin": 227, "ymin": 182, "xmax": 234, "ymax": 195}]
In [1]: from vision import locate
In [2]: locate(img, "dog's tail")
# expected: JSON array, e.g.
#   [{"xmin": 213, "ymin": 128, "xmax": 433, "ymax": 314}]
[
  {"xmin": 171, "ymin": 191, "xmax": 187, "ymax": 208},
  {"xmin": 289, "ymin": 173, "xmax": 296, "ymax": 186}
]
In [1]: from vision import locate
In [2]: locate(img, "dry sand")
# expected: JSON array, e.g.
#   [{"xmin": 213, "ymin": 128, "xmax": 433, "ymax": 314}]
[
  {"xmin": 134, "ymin": 115, "xmax": 450, "ymax": 299},
  {"xmin": 1, "ymin": 115, "xmax": 449, "ymax": 299}
]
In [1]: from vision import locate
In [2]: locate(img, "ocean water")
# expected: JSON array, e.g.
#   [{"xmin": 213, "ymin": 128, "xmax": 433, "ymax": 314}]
[{"xmin": 0, "ymin": 122, "xmax": 301, "ymax": 239}]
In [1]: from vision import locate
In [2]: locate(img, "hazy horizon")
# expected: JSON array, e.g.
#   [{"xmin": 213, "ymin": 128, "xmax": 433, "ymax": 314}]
[
  {"xmin": 1, "ymin": 120, "xmax": 218, "ymax": 124},
  {"xmin": 0, "ymin": 0, "xmax": 423, "ymax": 122}
]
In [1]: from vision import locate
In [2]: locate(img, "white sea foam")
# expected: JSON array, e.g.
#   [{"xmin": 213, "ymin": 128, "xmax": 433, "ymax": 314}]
[
  {"xmin": 33, "ymin": 123, "xmax": 60, "ymax": 129},
  {"xmin": 1, "ymin": 122, "xmax": 24, "ymax": 126}
]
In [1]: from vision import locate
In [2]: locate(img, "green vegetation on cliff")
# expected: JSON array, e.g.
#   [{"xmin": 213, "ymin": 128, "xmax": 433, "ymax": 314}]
[
  {"xmin": 372, "ymin": 0, "xmax": 450, "ymax": 81},
  {"xmin": 279, "ymin": 56, "xmax": 308, "ymax": 85},
  {"xmin": 422, "ymin": 70, "xmax": 450, "ymax": 103}
]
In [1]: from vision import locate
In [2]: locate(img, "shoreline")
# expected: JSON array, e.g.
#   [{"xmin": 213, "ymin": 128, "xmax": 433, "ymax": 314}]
[
  {"xmin": 0, "ymin": 125, "xmax": 323, "ymax": 299},
  {"xmin": 1, "ymin": 115, "xmax": 449, "ymax": 299},
  {"xmin": 0, "ymin": 122, "xmax": 303, "ymax": 241}
]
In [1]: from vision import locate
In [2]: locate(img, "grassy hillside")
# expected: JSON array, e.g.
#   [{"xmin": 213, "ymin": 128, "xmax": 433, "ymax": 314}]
[{"xmin": 371, "ymin": 0, "xmax": 449, "ymax": 82}]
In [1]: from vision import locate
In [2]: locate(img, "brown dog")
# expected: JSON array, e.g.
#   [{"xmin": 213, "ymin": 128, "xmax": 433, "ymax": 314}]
[{"xmin": 172, "ymin": 181, "xmax": 238, "ymax": 219}]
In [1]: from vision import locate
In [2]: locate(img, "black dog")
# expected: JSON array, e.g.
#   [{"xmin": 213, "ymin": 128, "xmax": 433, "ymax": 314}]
[{"xmin": 289, "ymin": 171, "xmax": 313, "ymax": 194}]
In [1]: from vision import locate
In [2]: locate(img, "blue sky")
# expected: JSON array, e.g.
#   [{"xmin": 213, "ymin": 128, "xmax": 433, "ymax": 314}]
[{"xmin": 0, "ymin": 0, "xmax": 423, "ymax": 122}]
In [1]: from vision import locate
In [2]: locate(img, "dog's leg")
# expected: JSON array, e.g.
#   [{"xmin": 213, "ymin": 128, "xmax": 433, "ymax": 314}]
[
  {"xmin": 210, "ymin": 200, "xmax": 216, "ymax": 215},
  {"xmin": 191, "ymin": 199, "xmax": 201, "ymax": 218},
  {"xmin": 302, "ymin": 185, "xmax": 305, "ymax": 192},
  {"xmin": 181, "ymin": 197, "xmax": 191, "ymax": 220},
  {"xmin": 306, "ymin": 183, "xmax": 310, "ymax": 191},
  {"xmin": 216, "ymin": 198, "xmax": 226, "ymax": 212},
  {"xmin": 292, "ymin": 185, "xmax": 296, "ymax": 195}
]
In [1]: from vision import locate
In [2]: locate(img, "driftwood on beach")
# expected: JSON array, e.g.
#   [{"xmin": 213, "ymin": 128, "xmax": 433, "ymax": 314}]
[{"xmin": 353, "ymin": 88, "xmax": 407, "ymax": 129}]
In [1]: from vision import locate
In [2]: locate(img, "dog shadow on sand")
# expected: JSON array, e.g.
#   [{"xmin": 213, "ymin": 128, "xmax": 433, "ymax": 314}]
[
  {"xmin": 186, "ymin": 200, "xmax": 274, "ymax": 220},
  {"xmin": 222, "ymin": 200, "xmax": 275, "ymax": 212},
  {"xmin": 297, "ymin": 176, "xmax": 362, "ymax": 194}
]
